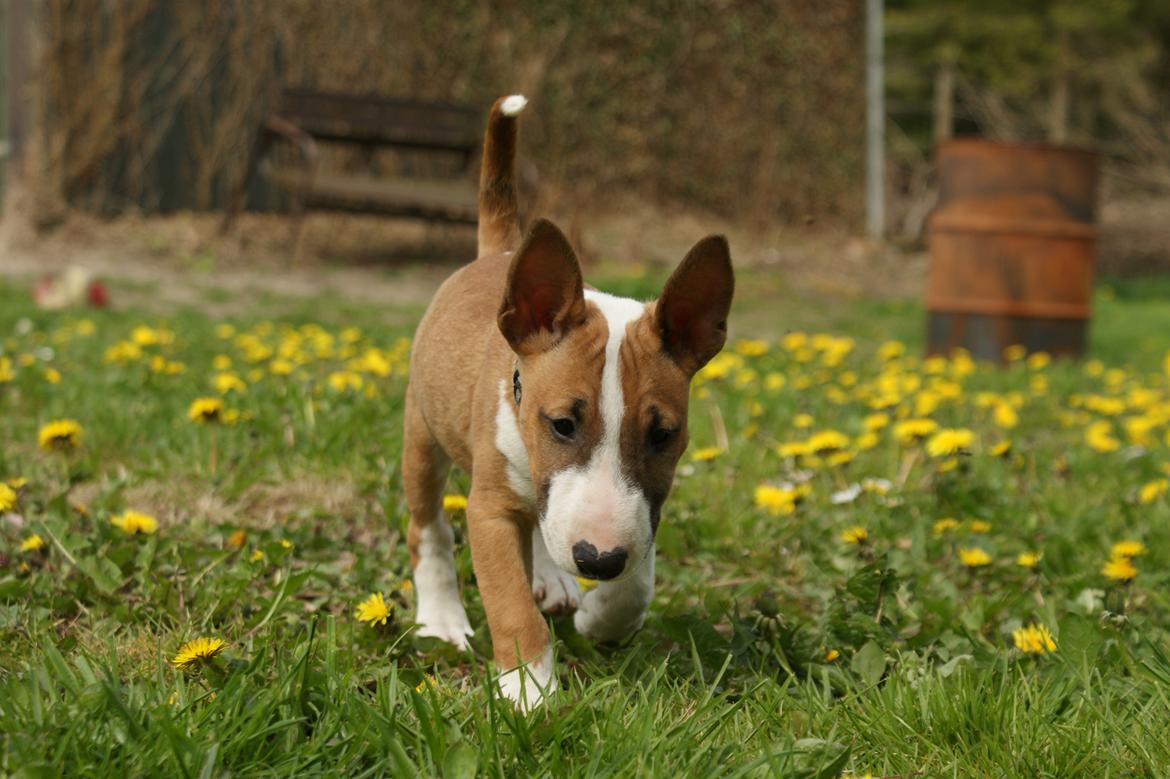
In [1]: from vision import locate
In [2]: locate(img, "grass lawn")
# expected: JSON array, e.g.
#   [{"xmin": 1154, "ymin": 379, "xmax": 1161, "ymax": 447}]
[{"xmin": 3, "ymin": 265, "xmax": 1170, "ymax": 777}]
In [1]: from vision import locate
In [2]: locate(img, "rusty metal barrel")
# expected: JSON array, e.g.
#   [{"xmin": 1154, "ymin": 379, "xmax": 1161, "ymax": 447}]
[{"xmin": 925, "ymin": 139, "xmax": 1100, "ymax": 361}]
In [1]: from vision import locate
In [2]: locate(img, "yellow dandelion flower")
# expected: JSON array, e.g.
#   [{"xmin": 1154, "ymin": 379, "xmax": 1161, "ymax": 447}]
[
  {"xmin": 270, "ymin": 358, "xmax": 295, "ymax": 376},
  {"xmin": 104, "ymin": 341, "xmax": 143, "ymax": 363},
  {"xmin": 863, "ymin": 412, "xmax": 890, "ymax": 431},
  {"xmin": 807, "ymin": 430, "xmax": 850, "ymax": 454},
  {"xmin": 793, "ymin": 413, "xmax": 815, "ymax": 429},
  {"xmin": 130, "ymin": 325, "xmax": 162, "ymax": 346},
  {"xmin": 690, "ymin": 446, "xmax": 723, "ymax": 462},
  {"xmin": 824, "ymin": 649, "xmax": 840, "ymax": 662},
  {"xmin": 187, "ymin": 397, "xmax": 224, "ymax": 424},
  {"xmin": 777, "ymin": 440, "xmax": 811, "ymax": 458},
  {"xmin": 993, "ymin": 402, "xmax": 1019, "ymax": 429},
  {"xmin": 968, "ymin": 519, "xmax": 992, "ymax": 534},
  {"xmin": 958, "ymin": 547, "xmax": 992, "ymax": 568},
  {"xmin": 443, "ymin": 494, "xmax": 468, "ymax": 514},
  {"xmin": 399, "ymin": 579, "xmax": 414, "ymax": 594},
  {"xmin": 227, "ymin": 529, "xmax": 246, "ymax": 548},
  {"xmin": 1085, "ymin": 421, "xmax": 1121, "ymax": 453},
  {"xmin": 211, "ymin": 372, "xmax": 247, "ymax": 395},
  {"xmin": 754, "ymin": 484, "xmax": 802, "ymax": 516},
  {"xmin": 20, "ymin": 534, "xmax": 45, "ymax": 552},
  {"xmin": 855, "ymin": 432, "xmax": 880, "ymax": 450},
  {"xmin": 826, "ymin": 450, "xmax": 856, "ymax": 468},
  {"xmin": 415, "ymin": 673, "xmax": 439, "ymax": 693},
  {"xmin": 1110, "ymin": 540, "xmax": 1146, "ymax": 559},
  {"xmin": 1026, "ymin": 352, "xmax": 1052, "ymax": 370},
  {"xmin": 38, "ymin": 419, "xmax": 83, "ymax": 452},
  {"xmin": 327, "ymin": 371, "xmax": 364, "ymax": 393},
  {"xmin": 696, "ymin": 353, "xmax": 740, "ymax": 382},
  {"xmin": 933, "ymin": 518, "xmax": 961, "ymax": 536},
  {"xmin": 1016, "ymin": 551, "xmax": 1041, "ymax": 569},
  {"xmin": 893, "ymin": 418, "xmax": 939, "ymax": 446},
  {"xmin": 935, "ymin": 457, "xmax": 959, "ymax": 473},
  {"xmin": 1138, "ymin": 479, "xmax": 1168, "ymax": 505},
  {"xmin": 111, "ymin": 510, "xmax": 159, "ymax": 535},
  {"xmin": 781, "ymin": 332, "xmax": 809, "ymax": 351},
  {"xmin": 1102, "ymin": 556, "xmax": 1137, "ymax": 582},
  {"xmin": 250, "ymin": 549, "xmax": 265, "ymax": 563},
  {"xmin": 735, "ymin": 339, "xmax": 769, "ymax": 357},
  {"xmin": 764, "ymin": 372, "xmax": 786, "ymax": 391},
  {"xmin": 355, "ymin": 592, "xmax": 391, "ymax": 626},
  {"xmin": 576, "ymin": 576, "xmax": 600, "ymax": 594},
  {"xmin": 1003, "ymin": 344, "xmax": 1027, "ymax": 362},
  {"xmin": 1012, "ymin": 623, "xmax": 1056, "ymax": 654},
  {"xmin": 840, "ymin": 526, "xmax": 868, "ymax": 545},
  {"xmin": 877, "ymin": 340, "xmax": 905, "ymax": 361},
  {"xmin": 0, "ymin": 483, "xmax": 16, "ymax": 512},
  {"xmin": 990, "ymin": 440, "xmax": 1012, "ymax": 457},
  {"xmin": 926, "ymin": 428, "xmax": 975, "ymax": 458},
  {"xmin": 280, "ymin": 539, "xmax": 293, "ymax": 550},
  {"xmin": 172, "ymin": 637, "xmax": 228, "ymax": 669}
]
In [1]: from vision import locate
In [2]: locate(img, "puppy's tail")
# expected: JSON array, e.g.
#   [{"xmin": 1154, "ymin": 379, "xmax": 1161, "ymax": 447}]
[{"xmin": 477, "ymin": 94, "xmax": 527, "ymax": 257}]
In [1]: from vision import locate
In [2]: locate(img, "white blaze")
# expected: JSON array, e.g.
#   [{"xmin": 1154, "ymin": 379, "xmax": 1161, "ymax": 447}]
[{"xmin": 542, "ymin": 291, "xmax": 651, "ymax": 578}]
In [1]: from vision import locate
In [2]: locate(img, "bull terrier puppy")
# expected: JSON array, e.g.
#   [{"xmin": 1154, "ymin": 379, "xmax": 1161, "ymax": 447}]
[{"xmin": 404, "ymin": 94, "xmax": 734, "ymax": 709}]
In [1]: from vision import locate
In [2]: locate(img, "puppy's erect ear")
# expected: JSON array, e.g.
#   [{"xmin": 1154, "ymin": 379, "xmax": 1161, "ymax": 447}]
[
  {"xmin": 656, "ymin": 235, "xmax": 734, "ymax": 375},
  {"xmin": 498, "ymin": 219, "xmax": 587, "ymax": 355}
]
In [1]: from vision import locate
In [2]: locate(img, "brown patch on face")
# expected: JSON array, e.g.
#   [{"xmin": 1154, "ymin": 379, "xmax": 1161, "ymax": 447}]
[
  {"xmin": 513, "ymin": 300, "xmax": 611, "ymax": 513},
  {"xmin": 618, "ymin": 310, "xmax": 692, "ymax": 534}
]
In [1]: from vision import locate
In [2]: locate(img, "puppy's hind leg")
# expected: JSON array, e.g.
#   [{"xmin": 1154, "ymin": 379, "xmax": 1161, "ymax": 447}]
[{"xmin": 404, "ymin": 393, "xmax": 473, "ymax": 649}]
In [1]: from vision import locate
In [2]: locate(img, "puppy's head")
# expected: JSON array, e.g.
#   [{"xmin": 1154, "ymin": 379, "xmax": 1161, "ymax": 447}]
[{"xmin": 498, "ymin": 219, "xmax": 733, "ymax": 581}]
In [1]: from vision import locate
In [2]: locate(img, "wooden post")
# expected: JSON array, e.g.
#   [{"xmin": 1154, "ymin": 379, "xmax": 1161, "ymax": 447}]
[
  {"xmin": 1048, "ymin": 31, "xmax": 1070, "ymax": 144},
  {"xmin": 933, "ymin": 60, "xmax": 955, "ymax": 146},
  {"xmin": 865, "ymin": 0, "xmax": 885, "ymax": 240}
]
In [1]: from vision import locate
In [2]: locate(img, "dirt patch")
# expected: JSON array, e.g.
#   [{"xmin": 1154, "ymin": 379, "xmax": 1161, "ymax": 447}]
[
  {"xmin": 0, "ymin": 207, "xmax": 927, "ymax": 320},
  {"xmin": 64, "ymin": 472, "xmax": 375, "ymax": 533}
]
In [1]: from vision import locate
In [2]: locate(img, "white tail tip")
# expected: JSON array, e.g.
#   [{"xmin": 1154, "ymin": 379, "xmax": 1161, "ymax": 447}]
[{"xmin": 501, "ymin": 95, "xmax": 528, "ymax": 117}]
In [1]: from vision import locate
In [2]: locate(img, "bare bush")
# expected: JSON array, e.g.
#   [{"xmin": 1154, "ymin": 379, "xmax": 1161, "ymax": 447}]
[{"xmin": 26, "ymin": 0, "xmax": 863, "ymax": 227}]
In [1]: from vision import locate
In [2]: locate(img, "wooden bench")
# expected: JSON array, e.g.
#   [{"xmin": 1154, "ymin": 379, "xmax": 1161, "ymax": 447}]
[{"xmin": 224, "ymin": 88, "xmax": 483, "ymax": 231}]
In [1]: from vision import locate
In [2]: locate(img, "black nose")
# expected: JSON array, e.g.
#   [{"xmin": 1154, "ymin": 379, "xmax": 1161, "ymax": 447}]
[{"xmin": 572, "ymin": 541, "xmax": 628, "ymax": 581}]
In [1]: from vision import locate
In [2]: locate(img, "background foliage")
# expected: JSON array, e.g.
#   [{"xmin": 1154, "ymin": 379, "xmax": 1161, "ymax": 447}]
[{"xmin": 37, "ymin": 0, "xmax": 863, "ymax": 224}]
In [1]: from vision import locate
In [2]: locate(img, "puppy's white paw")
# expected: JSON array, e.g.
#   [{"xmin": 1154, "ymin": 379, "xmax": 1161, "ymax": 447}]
[
  {"xmin": 415, "ymin": 602, "xmax": 474, "ymax": 650},
  {"xmin": 497, "ymin": 647, "xmax": 556, "ymax": 712},
  {"xmin": 532, "ymin": 565, "xmax": 581, "ymax": 616},
  {"xmin": 573, "ymin": 587, "xmax": 646, "ymax": 644}
]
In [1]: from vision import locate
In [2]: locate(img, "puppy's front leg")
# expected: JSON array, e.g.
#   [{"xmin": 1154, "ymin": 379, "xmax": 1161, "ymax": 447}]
[
  {"xmin": 575, "ymin": 546, "xmax": 655, "ymax": 644},
  {"xmin": 466, "ymin": 488, "xmax": 555, "ymax": 709}
]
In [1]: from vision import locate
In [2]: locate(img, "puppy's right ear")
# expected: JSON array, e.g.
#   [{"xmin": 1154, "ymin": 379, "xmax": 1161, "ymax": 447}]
[{"xmin": 498, "ymin": 219, "xmax": 587, "ymax": 355}]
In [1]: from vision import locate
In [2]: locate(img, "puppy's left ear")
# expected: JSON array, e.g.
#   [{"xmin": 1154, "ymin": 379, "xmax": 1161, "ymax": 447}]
[
  {"xmin": 656, "ymin": 235, "xmax": 734, "ymax": 375},
  {"xmin": 498, "ymin": 219, "xmax": 587, "ymax": 356}
]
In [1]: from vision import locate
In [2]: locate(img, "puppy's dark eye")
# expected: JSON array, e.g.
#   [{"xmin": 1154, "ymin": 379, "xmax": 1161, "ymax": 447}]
[
  {"xmin": 550, "ymin": 417, "xmax": 577, "ymax": 442},
  {"xmin": 648, "ymin": 425, "xmax": 676, "ymax": 451}
]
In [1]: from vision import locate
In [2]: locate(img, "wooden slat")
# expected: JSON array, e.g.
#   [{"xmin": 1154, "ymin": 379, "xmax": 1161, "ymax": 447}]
[
  {"xmin": 268, "ymin": 168, "xmax": 478, "ymax": 223},
  {"xmin": 275, "ymin": 89, "xmax": 480, "ymax": 151}
]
